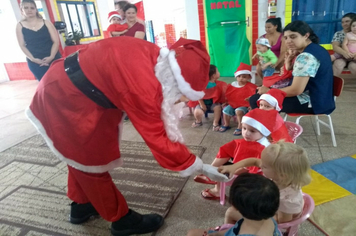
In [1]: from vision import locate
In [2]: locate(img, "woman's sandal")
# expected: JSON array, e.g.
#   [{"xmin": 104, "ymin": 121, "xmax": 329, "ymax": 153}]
[
  {"xmin": 219, "ymin": 126, "xmax": 231, "ymax": 132},
  {"xmin": 194, "ymin": 174, "xmax": 217, "ymax": 185},
  {"xmin": 233, "ymin": 128, "xmax": 242, "ymax": 136},
  {"xmin": 191, "ymin": 121, "xmax": 203, "ymax": 128},
  {"xmin": 212, "ymin": 125, "xmax": 220, "ymax": 132},
  {"xmin": 201, "ymin": 188, "xmax": 220, "ymax": 200}
]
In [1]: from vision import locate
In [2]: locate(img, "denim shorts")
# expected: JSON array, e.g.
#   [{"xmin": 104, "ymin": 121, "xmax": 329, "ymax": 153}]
[
  {"xmin": 222, "ymin": 105, "xmax": 248, "ymax": 116},
  {"xmin": 262, "ymin": 65, "xmax": 275, "ymax": 77}
]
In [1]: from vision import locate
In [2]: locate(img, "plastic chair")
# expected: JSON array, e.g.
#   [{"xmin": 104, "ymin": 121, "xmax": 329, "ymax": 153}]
[
  {"xmin": 284, "ymin": 121, "xmax": 303, "ymax": 144},
  {"xmin": 284, "ymin": 76, "xmax": 344, "ymax": 147},
  {"xmin": 220, "ymin": 175, "xmax": 238, "ymax": 205},
  {"xmin": 278, "ymin": 193, "xmax": 315, "ymax": 236}
]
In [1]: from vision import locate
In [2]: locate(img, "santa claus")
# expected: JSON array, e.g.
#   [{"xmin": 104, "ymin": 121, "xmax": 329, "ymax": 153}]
[{"xmin": 25, "ymin": 37, "xmax": 228, "ymax": 235}]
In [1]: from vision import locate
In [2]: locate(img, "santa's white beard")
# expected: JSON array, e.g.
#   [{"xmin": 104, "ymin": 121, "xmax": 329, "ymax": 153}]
[{"xmin": 155, "ymin": 49, "xmax": 185, "ymax": 144}]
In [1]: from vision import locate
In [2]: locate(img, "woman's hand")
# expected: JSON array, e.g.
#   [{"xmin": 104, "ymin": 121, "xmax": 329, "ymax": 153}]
[
  {"xmin": 344, "ymin": 52, "xmax": 355, "ymax": 60},
  {"xmin": 257, "ymin": 85, "xmax": 270, "ymax": 95},
  {"xmin": 42, "ymin": 56, "xmax": 54, "ymax": 65},
  {"xmin": 32, "ymin": 58, "xmax": 49, "ymax": 66}
]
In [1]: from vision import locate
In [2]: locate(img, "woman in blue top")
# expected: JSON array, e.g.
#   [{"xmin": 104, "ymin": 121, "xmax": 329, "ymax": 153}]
[
  {"xmin": 250, "ymin": 21, "xmax": 335, "ymax": 115},
  {"xmin": 16, "ymin": 0, "xmax": 61, "ymax": 81},
  {"xmin": 186, "ymin": 173, "xmax": 281, "ymax": 236}
]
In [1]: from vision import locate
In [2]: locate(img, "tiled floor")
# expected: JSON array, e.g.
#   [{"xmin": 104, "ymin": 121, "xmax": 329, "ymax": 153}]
[{"xmin": 1, "ymin": 77, "xmax": 355, "ymax": 236}]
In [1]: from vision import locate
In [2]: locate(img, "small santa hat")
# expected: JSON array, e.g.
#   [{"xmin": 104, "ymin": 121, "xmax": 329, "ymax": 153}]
[
  {"xmin": 234, "ymin": 63, "xmax": 252, "ymax": 77},
  {"xmin": 166, "ymin": 38, "xmax": 210, "ymax": 100},
  {"xmin": 108, "ymin": 11, "xmax": 121, "ymax": 22},
  {"xmin": 242, "ymin": 109, "xmax": 277, "ymax": 137},
  {"xmin": 257, "ymin": 89, "xmax": 287, "ymax": 111}
]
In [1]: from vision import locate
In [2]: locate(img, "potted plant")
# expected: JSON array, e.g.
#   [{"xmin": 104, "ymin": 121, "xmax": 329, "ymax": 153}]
[{"xmin": 67, "ymin": 30, "xmax": 84, "ymax": 45}]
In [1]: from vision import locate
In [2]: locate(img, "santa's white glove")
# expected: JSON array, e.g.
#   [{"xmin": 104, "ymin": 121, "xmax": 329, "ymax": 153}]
[
  {"xmin": 179, "ymin": 157, "xmax": 229, "ymax": 182},
  {"xmin": 201, "ymin": 164, "xmax": 229, "ymax": 182}
]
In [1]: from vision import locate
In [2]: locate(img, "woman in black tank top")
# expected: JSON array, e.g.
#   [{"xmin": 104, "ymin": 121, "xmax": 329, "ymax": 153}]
[{"xmin": 16, "ymin": 0, "xmax": 61, "ymax": 81}]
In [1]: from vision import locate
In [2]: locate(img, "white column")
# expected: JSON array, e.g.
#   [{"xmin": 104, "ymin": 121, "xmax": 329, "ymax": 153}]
[
  {"xmin": 185, "ymin": 0, "xmax": 200, "ymax": 40},
  {"xmin": 258, "ymin": 0, "xmax": 268, "ymax": 37}
]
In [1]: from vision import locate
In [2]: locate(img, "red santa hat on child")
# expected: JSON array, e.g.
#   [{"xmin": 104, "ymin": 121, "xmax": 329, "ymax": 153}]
[
  {"xmin": 108, "ymin": 11, "xmax": 121, "ymax": 22},
  {"xmin": 242, "ymin": 109, "xmax": 277, "ymax": 137},
  {"xmin": 257, "ymin": 89, "xmax": 287, "ymax": 111},
  {"xmin": 234, "ymin": 63, "xmax": 252, "ymax": 77},
  {"xmin": 161, "ymin": 38, "xmax": 210, "ymax": 101}
]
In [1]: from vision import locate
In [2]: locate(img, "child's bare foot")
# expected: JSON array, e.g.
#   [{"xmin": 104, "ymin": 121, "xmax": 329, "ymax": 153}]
[{"xmin": 201, "ymin": 188, "xmax": 220, "ymax": 200}]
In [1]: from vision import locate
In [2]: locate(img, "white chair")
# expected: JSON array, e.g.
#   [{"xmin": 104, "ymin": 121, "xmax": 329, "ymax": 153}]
[{"xmin": 284, "ymin": 76, "xmax": 344, "ymax": 147}]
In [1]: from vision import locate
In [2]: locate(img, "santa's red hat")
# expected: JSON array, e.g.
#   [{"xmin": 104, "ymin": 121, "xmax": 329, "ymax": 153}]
[
  {"xmin": 257, "ymin": 89, "xmax": 287, "ymax": 111},
  {"xmin": 234, "ymin": 63, "xmax": 252, "ymax": 77},
  {"xmin": 162, "ymin": 38, "xmax": 210, "ymax": 101},
  {"xmin": 108, "ymin": 11, "xmax": 121, "ymax": 22},
  {"xmin": 242, "ymin": 109, "xmax": 277, "ymax": 136}
]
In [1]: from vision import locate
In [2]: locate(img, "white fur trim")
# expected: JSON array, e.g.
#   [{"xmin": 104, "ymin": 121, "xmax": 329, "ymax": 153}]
[
  {"xmin": 242, "ymin": 116, "xmax": 271, "ymax": 137},
  {"xmin": 257, "ymin": 136, "xmax": 271, "ymax": 148},
  {"xmin": 166, "ymin": 50, "xmax": 205, "ymax": 101},
  {"xmin": 259, "ymin": 94, "xmax": 280, "ymax": 111},
  {"xmin": 155, "ymin": 48, "xmax": 185, "ymax": 143},
  {"xmin": 160, "ymin": 47, "xmax": 169, "ymax": 58},
  {"xmin": 25, "ymin": 107, "xmax": 123, "ymax": 173},
  {"xmin": 108, "ymin": 14, "xmax": 121, "ymax": 23},
  {"xmin": 234, "ymin": 70, "xmax": 252, "ymax": 77},
  {"xmin": 179, "ymin": 157, "xmax": 203, "ymax": 177}
]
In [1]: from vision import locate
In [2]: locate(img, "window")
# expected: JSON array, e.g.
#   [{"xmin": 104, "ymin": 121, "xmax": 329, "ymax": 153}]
[
  {"xmin": 57, "ymin": 1, "xmax": 100, "ymax": 38},
  {"xmin": 292, "ymin": 0, "xmax": 356, "ymax": 45}
]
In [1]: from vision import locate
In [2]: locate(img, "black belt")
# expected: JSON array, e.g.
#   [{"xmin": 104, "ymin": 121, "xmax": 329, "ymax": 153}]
[{"xmin": 64, "ymin": 52, "xmax": 117, "ymax": 109}]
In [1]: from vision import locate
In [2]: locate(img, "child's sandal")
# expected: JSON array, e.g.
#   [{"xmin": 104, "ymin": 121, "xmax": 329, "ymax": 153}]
[
  {"xmin": 219, "ymin": 126, "xmax": 231, "ymax": 132},
  {"xmin": 191, "ymin": 121, "xmax": 203, "ymax": 128}
]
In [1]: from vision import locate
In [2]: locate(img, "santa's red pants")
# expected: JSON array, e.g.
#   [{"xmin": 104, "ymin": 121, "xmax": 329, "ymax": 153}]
[{"xmin": 67, "ymin": 165, "xmax": 129, "ymax": 222}]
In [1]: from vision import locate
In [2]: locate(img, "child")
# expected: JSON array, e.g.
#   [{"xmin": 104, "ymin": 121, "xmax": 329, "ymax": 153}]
[
  {"xmin": 342, "ymin": 18, "xmax": 356, "ymax": 61},
  {"xmin": 195, "ymin": 109, "xmax": 275, "ymax": 200},
  {"xmin": 190, "ymin": 65, "xmax": 227, "ymax": 131},
  {"xmin": 253, "ymin": 38, "xmax": 278, "ymax": 77},
  {"xmin": 263, "ymin": 49, "xmax": 298, "ymax": 88},
  {"xmin": 219, "ymin": 141, "xmax": 311, "ymax": 226},
  {"xmin": 257, "ymin": 89, "xmax": 293, "ymax": 143},
  {"xmin": 107, "ymin": 11, "xmax": 128, "ymax": 37},
  {"xmin": 187, "ymin": 173, "xmax": 281, "ymax": 236},
  {"xmin": 219, "ymin": 63, "xmax": 256, "ymax": 136},
  {"xmin": 257, "ymin": 88, "xmax": 286, "ymax": 111}
]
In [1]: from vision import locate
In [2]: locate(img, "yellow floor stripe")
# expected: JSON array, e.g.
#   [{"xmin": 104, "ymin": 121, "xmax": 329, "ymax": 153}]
[
  {"xmin": 351, "ymin": 154, "xmax": 356, "ymax": 159},
  {"xmin": 302, "ymin": 170, "xmax": 352, "ymax": 206}
]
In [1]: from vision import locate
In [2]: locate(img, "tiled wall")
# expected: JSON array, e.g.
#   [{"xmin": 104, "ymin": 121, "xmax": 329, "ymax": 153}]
[
  {"xmin": 4, "ymin": 63, "xmax": 35, "ymax": 81},
  {"xmin": 197, "ymin": 0, "xmax": 206, "ymax": 47}
]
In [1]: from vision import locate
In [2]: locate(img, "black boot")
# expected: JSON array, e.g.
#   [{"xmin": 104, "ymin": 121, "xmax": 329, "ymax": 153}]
[
  {"xmin": 69, "ymin": 202, "xmax": 99, "ymax": 224},
  {"xmin": 111, "ymin": 209, "xmax": 164, "ymax": 236}
]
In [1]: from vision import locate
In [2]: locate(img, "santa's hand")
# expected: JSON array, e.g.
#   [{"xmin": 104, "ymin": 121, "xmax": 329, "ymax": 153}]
[{"xmin": 201, "ymin": 164, "xmax": 229, "ymax": 182}]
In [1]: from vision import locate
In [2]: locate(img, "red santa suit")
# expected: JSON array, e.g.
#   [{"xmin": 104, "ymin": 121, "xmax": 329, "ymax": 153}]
[
  {"xmin": 225, "ymin": 82, "xmax": 257, "ymax": 108},
  {"xmin": 107, "ymin": 23, "xmax": 128, "ymax": 33},
  {"xmin": 216, "ymin": 138, "xmax": 270, "ymax": 173},
  {"xmin": 25, "ymin": 37, "xmax": 215, "ymax": 222},
  {"xmin": 187, "ymin": 80, "xmax": 227, "ymax": 108}
]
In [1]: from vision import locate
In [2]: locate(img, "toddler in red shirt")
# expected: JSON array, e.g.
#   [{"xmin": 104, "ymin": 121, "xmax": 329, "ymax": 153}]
[{"xmin": 107, "ymin": 11, "xmax": 128, "ymax": 37}]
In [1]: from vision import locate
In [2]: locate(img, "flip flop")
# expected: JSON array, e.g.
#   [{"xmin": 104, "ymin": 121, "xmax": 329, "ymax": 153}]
[
  {"xmin": 192, "ymin": 121, "xmax": 203, "ymax": 128},
  {"xmin": 233, "ymin": 129, "xmax": 242, "ymax": 136},
  {"xmin": 201, "ymin": 188, "xmax": 220, "ymax": 200},
  {"xmin": 212, "ymin": 125, "xmax": 220, "ymax": 132},
  {"xmin": 219, "ymin": 126, "xmax": 231, "ymax": 132},
  {"xmin": 193, "ymin": 174, "xmax": 217, "ymax": 185}
]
